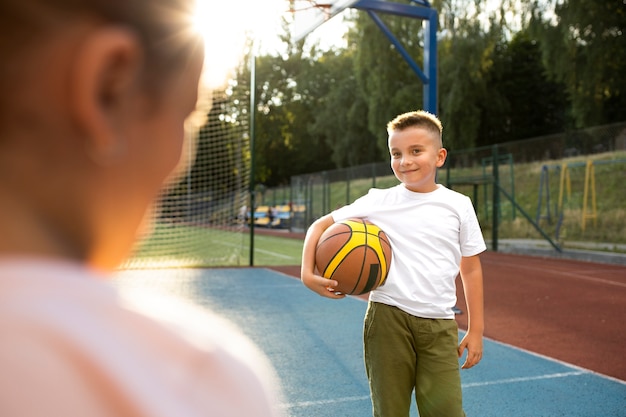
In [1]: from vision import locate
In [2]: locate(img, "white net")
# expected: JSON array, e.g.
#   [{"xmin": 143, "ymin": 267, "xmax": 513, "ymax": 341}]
[{"xmin": 123, "ymin": 85, "xmax": 252, "ymax": 269}]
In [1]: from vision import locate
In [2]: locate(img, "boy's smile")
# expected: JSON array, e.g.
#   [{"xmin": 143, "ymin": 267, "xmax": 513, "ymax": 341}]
[{"xmin": 388, "ymin": 126, "xmax": 447, "ymax": 193}]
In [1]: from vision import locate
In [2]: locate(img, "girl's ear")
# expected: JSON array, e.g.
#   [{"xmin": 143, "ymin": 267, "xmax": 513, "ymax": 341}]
[
  {"xmin": 436, "ymin": 147, "xmax": 448, "ymax": 168},
  {"xmin": 69, "ymin": 27, "xmax": 143, "ymax": 165}
]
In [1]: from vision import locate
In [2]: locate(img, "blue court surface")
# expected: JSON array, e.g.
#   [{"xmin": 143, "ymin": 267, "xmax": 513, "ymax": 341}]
[{"xmin": 115, "ymin": 267, "xmax": 626, "ymax": 417}]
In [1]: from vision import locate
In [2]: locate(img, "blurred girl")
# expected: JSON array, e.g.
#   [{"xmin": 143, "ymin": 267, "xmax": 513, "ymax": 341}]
[{"xmin": 0, "ymin": 1, "xmax": 282, "ymax": 416}]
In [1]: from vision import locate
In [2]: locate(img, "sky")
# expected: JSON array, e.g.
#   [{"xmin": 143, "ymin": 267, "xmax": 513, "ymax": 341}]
[
  {"xmin": 194, "ymin": 0, "xmax": 350, "ymax": 86},
  {"xmin": 193, "ymin": 0, "xmax": 535, "ymax": 87}
]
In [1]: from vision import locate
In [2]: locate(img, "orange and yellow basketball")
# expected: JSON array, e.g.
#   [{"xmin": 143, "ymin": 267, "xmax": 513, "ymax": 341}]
[{"xmin": 315, "ymin": 218, "xmax": 392, "ymax": 295}]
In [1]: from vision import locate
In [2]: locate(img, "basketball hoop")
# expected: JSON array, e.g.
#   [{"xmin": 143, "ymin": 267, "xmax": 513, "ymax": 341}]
[
  {"xmin": 289, "ymin": 1, "xmax": 332, "ymax": 20},
  {"xmin": 288, "ymin": 0, "xmax": 359, "ymax": 42}
]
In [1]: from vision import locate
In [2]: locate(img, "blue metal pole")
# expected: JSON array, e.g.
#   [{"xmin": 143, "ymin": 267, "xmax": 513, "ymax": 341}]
[
  {"xmin": 365, "ymin": 11, "xmax": 428, "ymax": 84},
  {"xmin": 353, "ymin": 0, "xmax": 438, "ymax": 114}
]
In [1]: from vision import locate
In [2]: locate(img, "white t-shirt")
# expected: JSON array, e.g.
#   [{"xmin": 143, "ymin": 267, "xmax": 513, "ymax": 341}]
[
  {"xmin": 0, "ymin": 259, "xmax": 283, "ymax": 417},
  {"xmin": 332, "ymin": 184, "xmax": 486, "ymax": 319}
]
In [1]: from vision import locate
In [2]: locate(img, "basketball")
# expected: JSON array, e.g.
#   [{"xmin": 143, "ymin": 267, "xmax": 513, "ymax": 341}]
[{"xmin": 315, "ymin": 218, "xmax": 392, "ymax": 295}]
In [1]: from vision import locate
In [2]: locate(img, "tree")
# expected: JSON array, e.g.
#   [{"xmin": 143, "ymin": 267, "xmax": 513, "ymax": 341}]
[
  {"xmin": 233, "ymin": 34, "xmax": 338, "ymax": 186},
  {"xmin": 254, "ymin": 53, "xmax": 335, "ymax": 185},
  {"xmin": 435, "ymin": 0, "xmax": 503, "ymax": 150},
  {"xmin": 220, "ymin": 0, "xmax": 623, "ymax": 187},
  {"xmin": 477, "ymin": 31, "xmax": 568, "ymax": 146},
  {"xmin": 305, "ymin": 47, "xmax": 381, "ymax": 167},
  {"xmin": 349, "ymin": 8, "xmax": 425, "ymax": 152},
  {"xmin": 529, "ymin": 0, "xmax": 626, "ymax": 127}
]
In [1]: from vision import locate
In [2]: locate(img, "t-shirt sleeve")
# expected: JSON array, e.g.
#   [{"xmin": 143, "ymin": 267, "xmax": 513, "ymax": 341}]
[
  {"xmin": 459, "ymin": 197, "xmax": 487, "ymax": 257},
  {"xmin": 331, "ymin": 189, "xmax": 377, "ymax": 222}
]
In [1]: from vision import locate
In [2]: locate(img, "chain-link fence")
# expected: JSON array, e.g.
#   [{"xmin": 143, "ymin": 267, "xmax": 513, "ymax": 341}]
[{"xmin": 284, "ymin": 122, "xmax": 626, "ymax": 250}]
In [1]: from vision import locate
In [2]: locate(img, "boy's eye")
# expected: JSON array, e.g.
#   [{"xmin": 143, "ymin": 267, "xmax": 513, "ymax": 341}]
[
  {"xmin": 412, "ymin": 148, "xmax": 421, "ymax": 155},
  {"xmin": 391, "ymin": 151, "xmax": 401, "ymax": 158}
]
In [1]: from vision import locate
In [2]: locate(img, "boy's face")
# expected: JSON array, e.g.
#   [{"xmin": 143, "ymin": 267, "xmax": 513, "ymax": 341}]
[{"xmin": 388, "ymin": 126, "xmax": 447, "ymax": 193}]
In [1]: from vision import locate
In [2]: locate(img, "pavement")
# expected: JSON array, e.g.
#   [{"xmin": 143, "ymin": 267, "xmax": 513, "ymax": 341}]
[{"xmin": 115, "ymin": 267, "xmax": 626, "ymax": 417}]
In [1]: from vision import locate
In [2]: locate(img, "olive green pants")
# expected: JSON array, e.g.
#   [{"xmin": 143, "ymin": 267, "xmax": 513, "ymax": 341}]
[{"xmin": 363, "ymin": 302, "xmax": 465, "ymax": 417}]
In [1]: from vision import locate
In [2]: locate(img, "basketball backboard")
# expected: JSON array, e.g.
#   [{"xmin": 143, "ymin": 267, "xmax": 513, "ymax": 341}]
[
  {"xmin": 288, "ymin": 0, "xmax": 439, "ymax": 114},
  {"xmin": 289, "ymin": 0, "xmax": 360, "ymax": 42}
]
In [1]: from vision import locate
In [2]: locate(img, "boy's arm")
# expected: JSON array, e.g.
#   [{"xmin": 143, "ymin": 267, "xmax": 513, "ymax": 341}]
[
  {"xmin": 300, "ymin": 214, "xmax": 345, "ymax": 299},
  {"xmin": 458, "ymin": 254, "xmax": 484, "ymax": 369}
]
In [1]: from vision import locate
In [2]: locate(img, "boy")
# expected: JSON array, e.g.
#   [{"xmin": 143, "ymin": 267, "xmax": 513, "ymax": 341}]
[
  {"xmin": 0, "ymin": 1, "xmax": 282, "ymax": 416},
  {"xmin": 301, "ymin": 110, "xmax": 485, "ymax": 417}
]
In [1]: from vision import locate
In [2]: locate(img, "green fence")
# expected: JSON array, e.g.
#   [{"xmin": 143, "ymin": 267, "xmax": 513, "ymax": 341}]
[{"xmin": 285, "ymin": 122, "xmax": 626, "ymax": 251}]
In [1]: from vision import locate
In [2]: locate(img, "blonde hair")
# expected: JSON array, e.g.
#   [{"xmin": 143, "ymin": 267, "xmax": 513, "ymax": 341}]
[{"xmin": 387, "ymin": 110, "xmax": 443, "ymax": 147}]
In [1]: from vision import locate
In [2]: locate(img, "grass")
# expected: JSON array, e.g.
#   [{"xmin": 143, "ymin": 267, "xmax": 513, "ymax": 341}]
[{"xmin": 124, "ymin": 223, "xmax": 303, "ymax": 269}]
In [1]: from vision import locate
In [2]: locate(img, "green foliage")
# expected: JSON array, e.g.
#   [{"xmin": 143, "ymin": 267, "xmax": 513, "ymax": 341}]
[
  {"xmin": 213, "ymin": 0, "xmax": 625, "ymax": 187},
  {"xmin": 234, "ymin": 43, "xmax": 338, "ymax": 186},
  {"xmin": 438, "ymin": 22, "xmax": 496, "ymax": 150},
  {"xmin": 306, "ymin": 49, "xmax": 380, "ymax": 167},
  {"xmin": 529, "ymin": 0, "xmax": 626, "ymax": 127},
  {"xmin": 477, "ymin": 31, "xmax": 568, "ymax": 146},
  {"xmin": 350, "ymin": 8, "xmax": 425, "ymax": 150}
]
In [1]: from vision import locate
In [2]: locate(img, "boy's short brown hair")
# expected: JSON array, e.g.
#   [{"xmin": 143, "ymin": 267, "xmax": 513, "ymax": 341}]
[{"xmin": 387, "ymin": 110, "xmax": 443, "ymax": 147}]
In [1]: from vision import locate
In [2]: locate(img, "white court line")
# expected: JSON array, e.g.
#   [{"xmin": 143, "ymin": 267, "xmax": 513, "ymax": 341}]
[
  {"xmin": 220, "ymin": 240, "xmax": 299, "ymax": 260},
  {"xmin": 280, "ymin": 395, "xmax": 370, "ymax": 409},
  {"xmin": 484, "ymin": 335, "xmax": 626, "ymax": 386},
  {"xmin": 261, "ymin": 271, "xmax": 626, "ymax": 413},
  {"xmin": 255, "ymin": 247, "xmax": 298, "ymax": 260},
  {"xmin": 278, "ymin": 372, "xmax": 588, "ymax": 409},
  {"xmin": 462, "ymin": 371, "xmax": 586, "ymax": 388}
]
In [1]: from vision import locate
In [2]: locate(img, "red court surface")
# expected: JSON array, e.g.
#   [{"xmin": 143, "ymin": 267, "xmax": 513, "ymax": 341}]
[{"xmin": 269, "ymin": 251, "xmax": 626, "ymax": 382}]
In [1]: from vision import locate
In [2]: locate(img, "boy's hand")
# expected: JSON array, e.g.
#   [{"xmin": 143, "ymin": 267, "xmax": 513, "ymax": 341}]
[
  {"xmin": 301, "ymin": 271, "xmax": 346, "ymax": 299},
  {"xmin": 458, "ymin": 331, "xmax": 483, "ymax": 369}
]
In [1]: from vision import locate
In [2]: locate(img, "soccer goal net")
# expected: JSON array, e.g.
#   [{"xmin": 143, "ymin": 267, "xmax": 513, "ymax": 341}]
[{"xmin": 123, "ymin": 83, "xmax": 252, "ymax": 269}]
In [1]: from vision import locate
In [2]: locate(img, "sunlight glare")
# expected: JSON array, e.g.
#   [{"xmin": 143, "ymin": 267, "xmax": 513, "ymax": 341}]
[{"xmin": 192, "ymin": 0, "xmax": 287, "ymax": 87}]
